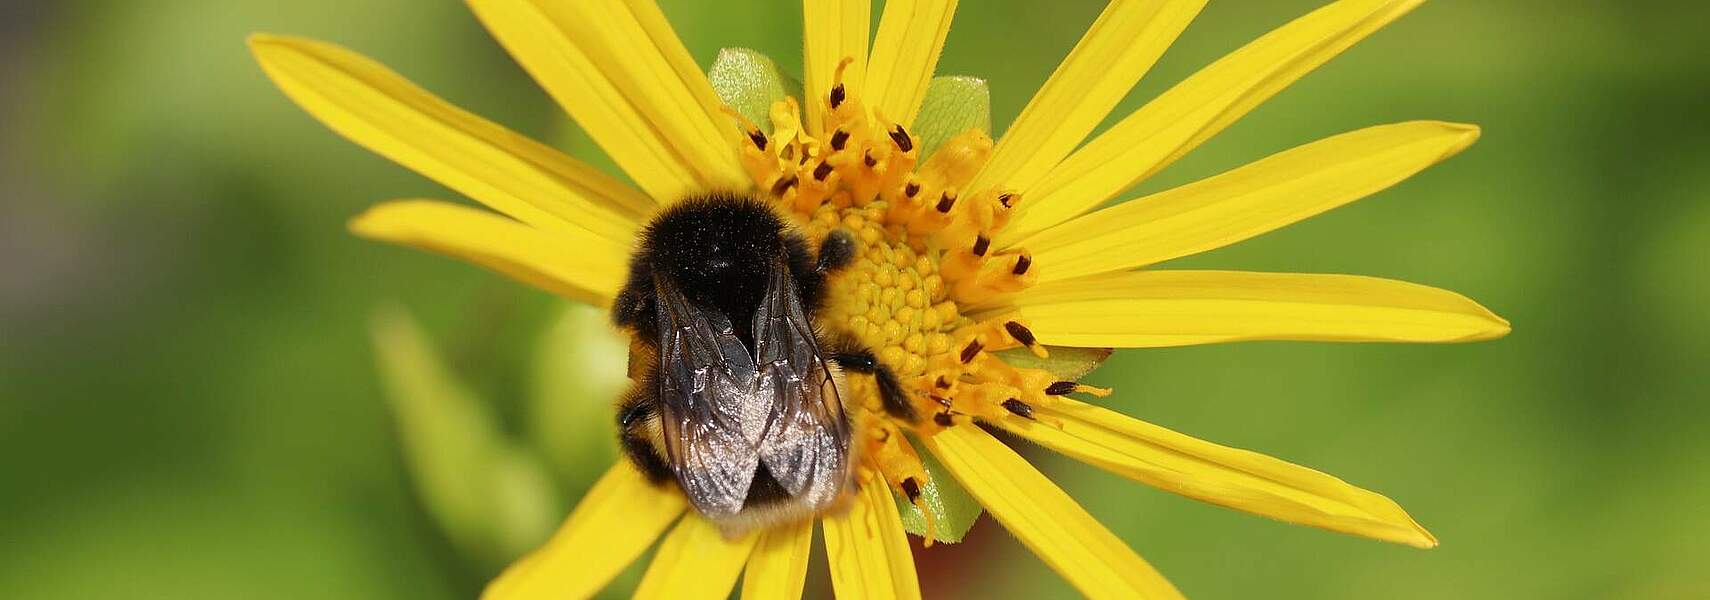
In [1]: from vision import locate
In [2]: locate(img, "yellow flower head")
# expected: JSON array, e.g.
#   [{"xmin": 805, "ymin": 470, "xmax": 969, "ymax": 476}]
[{"xmin": 252, "ymin": 0, "xmax": 1509, "ymax": 597}]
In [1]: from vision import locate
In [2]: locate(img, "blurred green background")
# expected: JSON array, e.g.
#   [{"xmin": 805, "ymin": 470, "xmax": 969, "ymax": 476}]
[{"xmin": 3, "ymin": 1, "xmax": 1708, "ymax": 598}]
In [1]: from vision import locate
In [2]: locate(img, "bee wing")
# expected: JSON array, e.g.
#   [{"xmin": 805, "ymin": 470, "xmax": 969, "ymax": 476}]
[
  {"xmin": 752, "ymin": 261, "xmax": 851, "ymax": 509},
  {"xmin": 652, "ymin": 275, "xmax": 765, "ymax": 519}
]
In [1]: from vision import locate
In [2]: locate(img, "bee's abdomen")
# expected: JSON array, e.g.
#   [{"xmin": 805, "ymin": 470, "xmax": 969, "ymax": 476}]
[{"xmin": 616, "ymin": 363, "xmax": 672, "ymax": 484}]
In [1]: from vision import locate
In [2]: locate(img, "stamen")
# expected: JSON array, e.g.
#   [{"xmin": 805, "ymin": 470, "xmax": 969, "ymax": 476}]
[
  {"xmin": 770, "ymin": 173, "xmax": 799, "ymax": 196},
  {"xmin": 1003, "ymin": 321, "xmax": 1037, "ymax": 347},
  {"xmin": 1002, "ymin": 399, "xmax": 1035, "ymax": 419},
  {"xmin": 829, "ymin": 84, "xmax": 846, "ymax": 109},
  {"xmin": 959, "ymin": 340, "xmax": 984, "ymax": 364},
  {"xmin": 889, "ymin": 125, "xmax": 915, "ymax": 153},
  {"xmin": 935, "ymin": 192, "xmax": 956, "ymax": 213}
]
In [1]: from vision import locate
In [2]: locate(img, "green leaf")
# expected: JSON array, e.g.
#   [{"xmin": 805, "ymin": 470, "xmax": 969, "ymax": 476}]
[
  {"xmin": 913, "ymin": 76, "xmax": 992, "ymax": 159},
  {"xmin": 707, "ymin": 48, "xmax": 802, "ymax": 135},
  {"xmin": 530, "ymin": 303, "xmax": 630, "ymax": 492},
  {"xmin": 993, "ymin": 346, "xmax": 1115, "ymax": 380},
  {"xmin": 371, "ymin": 306, "xmax": 561, "ymax": 568},
  {"xmin": 893, "ymin": 435, "xmax": 983, "ymax": 543}
]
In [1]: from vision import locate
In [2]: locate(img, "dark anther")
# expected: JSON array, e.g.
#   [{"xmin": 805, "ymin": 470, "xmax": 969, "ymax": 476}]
[
  {"xmin": 889, "ymin": 125, "xmax": 915, "ymax": 152},
  {"xmin": 748, "ymin": 130, "xmax": 768, "ymax": 151},
  {"xmin": 829, "ymin": 83, "xmax": 846, "ymax": 109},
  {"xmin": 863, "ymin": 151, "xmax": 878, "ymax": 168},
  {"xmin": 901, "ymin": 477, "xmax": 922, "ymax": 502},
  {"xmin": 929, "ymin": 394, "xmax": 953, "ymax": 407},
  {"xmin": 934, "ymin": 376, "xmax": 951, "ymax": 389},
  {"xmin": 770, "ymin": 174, "xmax": 800, "ymax": 196},
  {"xmin": 813, "ymin": 161, "xmax": 835, "ymax": 182},
  {"xmin": 1012, "ymin": 254, "xmax": 1033, "ymax": 276},
  {"xmin": 933, "ymin": 412, "xmax": 955, "ymax": 427},
  {"xmin": 935, "ymin": 193, "xmax": 956, "ymax": 213},
  {"xmin": 1045, "ymin": 381, "xmax": 1078, "ymax": 396},
  {"xmin": 830, "ymin": 129, "xmax": 850, "ymax": 151},
  {"xmin": 972, "ymin": 235, "xmax": 991, "ymax": 257},
  {"xmin": 959, "ymin": 340, "xmax": 984, "ymax": 364},
  {"xmin": 1002, "ymin": 399, "xmax": 1035, "ymax": 419},
  {"xmin": 1004, "ymin": 321, "xmax": 1037, "ymax": 347},
  {"xmin": 904, "ymin": 181, "xmax": 921, "ymax": 198},
  {"xmin": 998, "ymin": 193, "xmax": 1015, "ymax": 208}
]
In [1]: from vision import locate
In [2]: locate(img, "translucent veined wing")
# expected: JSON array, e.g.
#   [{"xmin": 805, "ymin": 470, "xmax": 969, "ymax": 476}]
[
  {"xmin": 751, "ymin": 260, "xmax": 851, "ymax": 511},
  {"xmin": 652, "ymin": 274, "xmax": 766, "ymax": 519}
]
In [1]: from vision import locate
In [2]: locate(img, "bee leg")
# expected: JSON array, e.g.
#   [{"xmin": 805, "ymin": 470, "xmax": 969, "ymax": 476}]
[
  {"xmin": 832, "ymin": 345, "xmax": 919, "ymax": 423},
  {"xmin": 617, "ymin": 386, "xmax": 673, "ymax": 485},
  {"xmin": 816, "ymin": 229, "xmax": 857, "ymax": 274}
]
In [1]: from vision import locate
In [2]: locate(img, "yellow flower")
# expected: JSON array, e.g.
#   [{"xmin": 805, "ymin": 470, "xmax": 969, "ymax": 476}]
[{"xmin": 252, "ymin": 0, "xmax": 1509, "ymax": 598}]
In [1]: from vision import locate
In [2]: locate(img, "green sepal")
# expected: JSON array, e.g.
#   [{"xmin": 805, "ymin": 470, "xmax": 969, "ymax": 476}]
[
  {"xmin": 993, "ymin": 346, "xmax": 1115, "ymax": 380},
  {"xmin": 913, "ymin": 76, "xmax": 992, "ymax": 159},
  {"xmin": 892, "ymin": 435, "xmax": 983, "ymax": 543},
  {"xmin": 707, "ymin": 48, "xmax": 802, "ymax": 135},
  {"xmin": 370, "ymin": 306, "xmax": 562, "ymax": 568}
]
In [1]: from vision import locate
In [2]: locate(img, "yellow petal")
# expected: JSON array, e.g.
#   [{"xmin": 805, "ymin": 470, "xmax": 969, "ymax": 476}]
[
  {"xmin": 466, "ymin": 0, "xmax": 748, "ymax": 201},
  {"xmin": 633, "ymin": 516, "xmax": 758, "ymax": 600},
  {"xmin": 1009, "ymin": 0, "xmax": 1428, "ymax": 240},
  {"xmin": 482, "ymin": 462, "xmax": 685, "ymax": 600},
  {"xmin": 249, "ymin": 34, "xmax": 651, "ymax": 243},
  {"xmin": 740, "ymin": 520, "xmax": 814, "ymax": 600},
  {"xmin": 966, "ymin": 0, "xmax": 1205, "ymax": 195},
  {"xmin": 1013, "ymin": 270, "xmax": 1511, "ymax": 348},
  {"xmin": 923, "ymin": 426, "xmax": 1181, "ymax": 600},
  {"xmin": 1025, "ymin": 121, "xmax": 1480, "ymax": 281},
  {"xmin": 802, "ymin": 0, "xmax": 871, "ymax": 135},
  {"xmin": 1000, "ymin": 396, "xmax": 1438, "ymax": 548},
  {"xmin": 349, "ymin": 200, "xmax": 629, "ymax": 307},
  {"xmin": 821, "ymin": 474, "xmax": 921, "ymax": 600},
  {"xmin": 866, "ymin": 0, "xmax": 958, "ymax": 127}
]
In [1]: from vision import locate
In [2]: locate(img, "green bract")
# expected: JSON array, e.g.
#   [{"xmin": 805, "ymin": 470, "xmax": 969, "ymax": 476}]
[
  {"xmin": 994, "ymin": 346, "xmax": 1115, "ymax": 380},
  {"xmin": 913, "ymin": 76, "xmax": 992, "ymax": 159},
  {"xmin": 707, "ymin": 48, "xmax": 802, "ymax": 135}
]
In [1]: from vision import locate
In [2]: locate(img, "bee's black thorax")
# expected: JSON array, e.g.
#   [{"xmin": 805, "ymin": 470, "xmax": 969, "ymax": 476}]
[{"xmin": 612, "ymin": 193, "xmax": 823, "ymax": 352}]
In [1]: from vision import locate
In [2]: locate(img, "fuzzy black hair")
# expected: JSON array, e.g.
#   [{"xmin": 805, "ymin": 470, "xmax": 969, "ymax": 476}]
[{"xmin": 611, "ymin": 193, "xmax": 823, "ymax": 351}]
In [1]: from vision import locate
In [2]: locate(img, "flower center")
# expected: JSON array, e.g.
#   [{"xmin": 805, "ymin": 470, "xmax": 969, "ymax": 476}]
[{"xmin": 723, "ymin": 61, "xmax": 1108, "ymax": 535}]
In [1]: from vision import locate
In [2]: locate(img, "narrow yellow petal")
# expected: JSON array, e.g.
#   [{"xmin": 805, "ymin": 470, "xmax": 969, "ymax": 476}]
[
  {"xmin": 740, "ymin": 520, "xmax": 814, "ymax": 600},
  {"xmin": 349, "ymin": 200, "xmax": 629, "ymax": 307},
  {"xmin": 923, "ymin": 426, "xmax": 1182, "ymax": 600},
  {"xmin": 1013, "ymin": 270, "xmax": 1512, "ymax": 348},
  {"xmin": 633, "ymin": 516, "xmax": 758, "ymax": 600},
  {"xmin": 482, "ymin": 462, "xmax": 685, "ymax": 600},
  {"xmin": 466, "ymin": 0, "xmax": 748, "ymax": 201},
  {"xmin": 1009, "ymin": 0, "xmax": 1428, "ymax": 240},
  {"xmin": 1000, "ymin": 397, "xmax": 1438, "ymax": 548},
  {"xmin": 966, "ymin": 0, "xmax": 1205, "ymax": 195},
  {"xmin": 249, "ymin": 34, "xmax": 650, "ymax": 243},
  {"xmin": 821, "ymin": 474, "xmax": 921, "ymax": 600},
  {"xmin": 866, "ymin": 0, "xmax": 958, "ymax": 127},
  {"xmin": 802, "ymin": 0, "xmax": 870, "ymax": 134},
  {"xmin": 1026, "ymin": 121, "xmax": 1480, "ymax": 281}
]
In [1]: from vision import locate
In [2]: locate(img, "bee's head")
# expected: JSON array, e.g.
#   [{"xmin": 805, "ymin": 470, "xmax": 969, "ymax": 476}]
[
  {"xmin": 625, "ymin": 193, "xmax": 808, "ymax": 350},
  {"xmin": 644, "ymin": 193, "xmax": 788, "ymax": 294}
]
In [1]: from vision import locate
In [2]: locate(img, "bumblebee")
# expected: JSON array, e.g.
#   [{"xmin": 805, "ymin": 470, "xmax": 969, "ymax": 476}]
[{"xmin": 611, "ymin": 193, "xmax": 909, "ymax": 536}]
